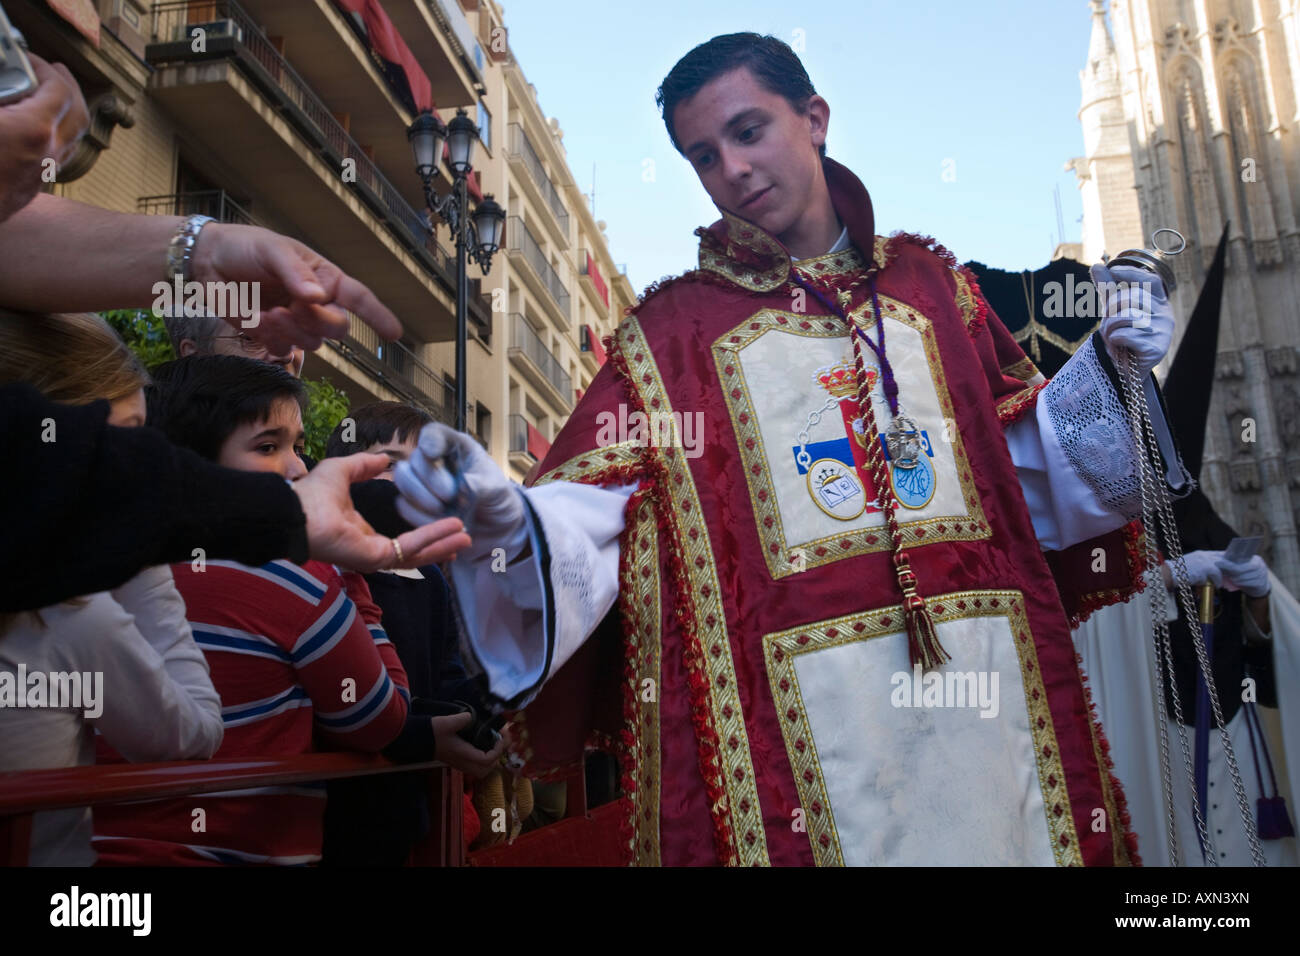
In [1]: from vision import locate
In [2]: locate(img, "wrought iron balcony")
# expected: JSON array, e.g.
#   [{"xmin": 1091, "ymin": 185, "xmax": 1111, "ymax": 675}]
[
  {"xmin": 508, "ymin": 313, "xmax": 572, "ymax": 408},
  {"xmin": 506, "ymin": 123, "xmax": 569, "ymax": 238},
  {"xmin": 506, "ymin": 216, "xmax": 569, "ymax": 324}
]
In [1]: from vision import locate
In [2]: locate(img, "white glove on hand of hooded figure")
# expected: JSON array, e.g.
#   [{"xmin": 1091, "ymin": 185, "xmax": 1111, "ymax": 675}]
[
  {"xmin": 393, "ymin": 423, "xmax": 529, "ymax": 561},
  {"xmin": 1090, "ymin": 261, "xmax": 1174, "ymax": 377},
  {"xmin": 1218, "ymin": 555, "xmax": 1270, "ymax": 598},
  {"xmin": 1171, "ymin": 550, "xmax": 1226, "ymax": 589}
]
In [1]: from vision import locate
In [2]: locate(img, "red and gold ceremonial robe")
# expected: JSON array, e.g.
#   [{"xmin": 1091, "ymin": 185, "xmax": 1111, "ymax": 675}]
[{"xmin": 489, "ymin": 160, "xmax": 1151, "ymax": 866}]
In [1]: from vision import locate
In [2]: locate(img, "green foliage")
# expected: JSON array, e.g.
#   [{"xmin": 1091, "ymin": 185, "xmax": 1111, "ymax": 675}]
[
  {"xmin": 302, "ymin": 377, "xmax": 351, "ymax": 461},
  {"xmin": 101, "ymin": 308, "xmax": 351, "ymax": 461},
  {"xmin": 102, "ymin": 309, "xmax": 175, "ymax": 369}
]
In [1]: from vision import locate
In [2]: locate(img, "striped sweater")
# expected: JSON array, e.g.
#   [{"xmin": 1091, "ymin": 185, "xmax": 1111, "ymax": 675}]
[{"xmin": 93, "ymin": 559, "xmax": 408, "ymax": 865}]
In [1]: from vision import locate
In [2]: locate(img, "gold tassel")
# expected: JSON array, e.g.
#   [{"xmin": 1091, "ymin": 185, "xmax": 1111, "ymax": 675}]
[{"xmin": 896, "ymin": 561, "xmax": 949, "ymax": 671}]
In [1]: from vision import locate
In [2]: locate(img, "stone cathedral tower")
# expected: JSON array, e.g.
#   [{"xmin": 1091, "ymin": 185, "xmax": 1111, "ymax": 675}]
[{"xmin": 1072, "ymin": 0, "xmax": 1300, "ymax": 591}]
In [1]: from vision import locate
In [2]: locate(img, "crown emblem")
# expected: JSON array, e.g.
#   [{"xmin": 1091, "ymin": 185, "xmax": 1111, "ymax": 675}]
[{"xmin": 815, "ymin": 361, "xmax": 876, "ymax": 399}]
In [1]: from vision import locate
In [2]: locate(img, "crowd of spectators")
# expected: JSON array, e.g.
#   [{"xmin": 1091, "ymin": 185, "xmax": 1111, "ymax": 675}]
[{"xmin": 0, "ymin": 49, "xmax": 510, "ymax": 866}]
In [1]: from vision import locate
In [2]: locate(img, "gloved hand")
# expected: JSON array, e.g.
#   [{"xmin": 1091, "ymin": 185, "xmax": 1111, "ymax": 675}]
[
  {"xmin": 393, "ymin": 423, "xmax": 529, "ymax": 560},
  {"xmin": 1170, "ymin": 550, "xmax": 1225, "ymax": 589},
  {"xmin": 1218, "ymin": 554, "xmax": 1270, "ymax": 598},
  {"xmin": 1090, "ymin": 261, "xmax": 1174, "ymax": 376}
]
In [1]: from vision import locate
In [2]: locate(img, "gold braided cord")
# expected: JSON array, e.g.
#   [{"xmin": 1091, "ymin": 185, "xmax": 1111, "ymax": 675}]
[{"xmin": 1012, "ymin": 318, "xmax": 1097, "ymax": 364}]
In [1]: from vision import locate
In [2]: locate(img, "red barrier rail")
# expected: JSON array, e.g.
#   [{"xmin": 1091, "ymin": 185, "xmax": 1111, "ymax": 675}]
[{"xmin": 0, "ymin": 755, "xmax": 460, "ymax": 867}]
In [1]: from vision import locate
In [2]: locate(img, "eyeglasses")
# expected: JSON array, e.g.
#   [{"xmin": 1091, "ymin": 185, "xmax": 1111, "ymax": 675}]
[{"xmin": 212, "ymin": 332, "xmax": 271, "ymax": 356}]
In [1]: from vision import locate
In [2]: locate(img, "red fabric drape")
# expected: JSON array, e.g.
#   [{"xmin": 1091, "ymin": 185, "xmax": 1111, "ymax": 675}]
[{"xmin": 335, "ymin": 0, "xmax": 433, "ymax": 112}]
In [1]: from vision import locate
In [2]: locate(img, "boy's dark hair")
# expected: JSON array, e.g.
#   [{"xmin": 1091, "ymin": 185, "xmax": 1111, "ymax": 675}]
[
  {"xmin": 146, "ymin": 354, "xmax": 308, "ymax": 461},
  {"xmin": 324, "ymin": 401, "xmax": 434, "ymax": 459},
  {"xmin": 656, "ymin": 32, "xmax": 826, "ymax": 160}
]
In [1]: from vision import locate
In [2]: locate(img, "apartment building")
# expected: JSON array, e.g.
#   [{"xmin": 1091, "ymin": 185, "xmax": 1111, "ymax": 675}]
[{"xmin": 8, "ymin": 0, "xmax": 635, "ymax": 480}]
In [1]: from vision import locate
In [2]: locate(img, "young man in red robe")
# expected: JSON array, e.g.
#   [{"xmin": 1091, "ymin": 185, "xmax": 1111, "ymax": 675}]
[{"xmin": 394, "ymin": 33, "xmax": 1189, "ymax": 866}]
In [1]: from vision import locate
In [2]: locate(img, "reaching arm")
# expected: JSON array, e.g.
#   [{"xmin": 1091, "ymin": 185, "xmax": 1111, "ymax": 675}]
[
  {"xmin": 0, "ymin": 385, "xmax": 471, "ymax": 612},
  {"xmin": 0, "ymin": 193, "xmax": 401, "ymax": 352}
]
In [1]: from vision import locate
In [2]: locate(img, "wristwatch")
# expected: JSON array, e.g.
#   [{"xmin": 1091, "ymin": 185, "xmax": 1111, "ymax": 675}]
[{"xmin": 165, "ymin": 214, "xmax": 214, "ymax": 284}]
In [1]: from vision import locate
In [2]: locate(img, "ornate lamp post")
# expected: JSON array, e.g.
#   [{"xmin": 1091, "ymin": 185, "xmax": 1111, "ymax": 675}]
[{"xmin": 408, "ymin": 107, "xmax": 506, "ymax": 432}]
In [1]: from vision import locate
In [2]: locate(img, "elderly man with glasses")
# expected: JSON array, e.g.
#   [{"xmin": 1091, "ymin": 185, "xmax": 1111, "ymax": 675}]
[{"xmin": 164, "ymin": 311, "xmax": 305, "ymax": 378}]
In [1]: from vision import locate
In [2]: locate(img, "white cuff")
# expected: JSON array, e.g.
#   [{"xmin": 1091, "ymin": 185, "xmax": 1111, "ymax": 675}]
[{"xmin": 447, "ymin": 480, "xmax": 637, "ymax": 711}]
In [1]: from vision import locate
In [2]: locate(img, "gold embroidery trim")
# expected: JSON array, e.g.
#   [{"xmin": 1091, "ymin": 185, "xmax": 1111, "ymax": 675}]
[
  {"xmin": 792, "ymin": 245, "xmax": 865, "ymax": 276},
  {"xmin": 618, "ymin": 316, "xmax": 770, "ymax": 866},
  {"xmin": 714, "ymin": 301, "xmax": 991, "ymax": 580},
  {"xmin": 1082, "ymin": 686, "xmax": 1130, "ymax": 866},
  {"xmin": 762, "ymin": 588, "xmax": 1083, "ymax": 867},
  {"xmin": 697, "ymin": 210, "xmax": 791, "ymax": 292},
  {"xmin": 996, "ymin": 381, "xmax": 1047, "ymax": 425},
  {"xmin": 953, "ymin": 268, "xmax": 981, "ymax": 329},
  {"xmin": 532, "ymin": 441, "xmax": 644, "ymax": 488},
  {"xmin": 791, "ymin": 236, "xmax": 893, "ymax": 276},
  {"xmin": 624, "ymin": 492, "xmax": 662, "ymax": 866},
  {"xmin": 1001, "ymin": 355, "xmax": 1042, "ymax": 385}
]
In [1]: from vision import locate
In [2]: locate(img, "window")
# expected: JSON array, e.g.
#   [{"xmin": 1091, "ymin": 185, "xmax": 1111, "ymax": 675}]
[
  {"xmin": 476, "ymin": 403, "xmax": 492, "ymax": 451},
  {"xmin": 477, "ymin": 99, "xmax": 491, "ymax": 151}
]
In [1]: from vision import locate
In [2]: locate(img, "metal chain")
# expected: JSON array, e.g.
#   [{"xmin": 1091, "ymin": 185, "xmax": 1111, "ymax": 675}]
[
  {"xmin": 1117, "ymin": 351, "xmax": 1266, "ymax": 866},
  {"xmin": 796, "ymin": 395, "xmax": 842, "ymax": 468}
]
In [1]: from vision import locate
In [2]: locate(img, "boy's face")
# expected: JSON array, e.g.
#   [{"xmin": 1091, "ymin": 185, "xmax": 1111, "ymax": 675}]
[
  {"xmin": 365, "ymin": 435, "xmax": 418, "ymax": 481},
  {"xmin": 674, "ymin": 66, "xmax": 829, "ymax": 246},
  {"xmin": 216, "ymin": 395, "xmax": 308, "ymax": 480}
]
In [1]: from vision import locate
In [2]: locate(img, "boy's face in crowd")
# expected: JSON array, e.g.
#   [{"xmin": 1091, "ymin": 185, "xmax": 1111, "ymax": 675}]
[
  {"xmin": 674, "ymin": 66, "xmax": 829, "ymax": 248},
  {"xmin": 107, "ymin": 388, "xmax": 146, "ymax": 428},
  {"xmin": 365, "ymin": 434, "xmax": 418, "ymax": 481},
  {"xmin": 216, "ymin": 396, "xmax": 308, "ymax": 480}
]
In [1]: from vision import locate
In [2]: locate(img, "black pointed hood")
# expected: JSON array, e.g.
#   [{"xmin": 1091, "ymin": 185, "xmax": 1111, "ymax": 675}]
[{"xmin": 1161, "ymin": 222, "xmax": 1230, "ymax": 482}]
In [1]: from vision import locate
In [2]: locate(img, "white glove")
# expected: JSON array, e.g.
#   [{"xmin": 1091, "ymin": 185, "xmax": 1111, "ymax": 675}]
[
  {"xmin": 1090, "ymin": 261, "xmax": 1174, "ymax": 376},
  {"xmin": 393, "ymin": 423, "xmax": 529, "ymax": 560},
  {"xmin": 1171, "ymin": 550, "xmax": 1225, "ymax": 589},
  {"xmin": 1218, "ymin": 555, "xmax": 1270, "ymax": 598}
]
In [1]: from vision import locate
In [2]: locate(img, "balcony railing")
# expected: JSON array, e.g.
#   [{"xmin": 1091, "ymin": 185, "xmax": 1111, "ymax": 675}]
[
  {"xmin": 147, "ymin": 1, "xmax": 455, "ymax": 281},
  {"xmin": 506, "ymin": 123, "xmax": 568, "ymax": 234},
  {"xmin": 138, "ymin": 189, "xmax": 256, "ymax": 226},
  {"xmin": 507, "ymin": 216, "xmax": 569, "ymax": 318},
  {"xmin": 509, "ymin": 313, "xmax": 571, "ymax": 401},
  {"xmin": 508, "ymin": 413, "xmax": 551, "ymax": 462},
  {"xmin": 509, "ymin": 413, "xmax": 529, "ymax": 457},
  {"xmin": 331, "ymin": 317, "xmax": 454, "ymax": 425}
]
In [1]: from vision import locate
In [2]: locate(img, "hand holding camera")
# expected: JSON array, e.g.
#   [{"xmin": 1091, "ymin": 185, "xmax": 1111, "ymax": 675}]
[{"xmin": 0, "ymin": 34, "xmax": 90, "ymax": 223}]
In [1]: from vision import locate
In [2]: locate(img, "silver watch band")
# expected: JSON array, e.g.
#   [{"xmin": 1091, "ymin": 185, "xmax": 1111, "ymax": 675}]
[{"xmin": 165, "ymin": 214, "xmax": 215, "ymax": 284}]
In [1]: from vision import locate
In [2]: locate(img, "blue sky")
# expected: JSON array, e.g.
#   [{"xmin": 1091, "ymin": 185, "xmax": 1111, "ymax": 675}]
[{"xmin": 502, "ymin": 0, "xmax": 1101, "ymax": 293}]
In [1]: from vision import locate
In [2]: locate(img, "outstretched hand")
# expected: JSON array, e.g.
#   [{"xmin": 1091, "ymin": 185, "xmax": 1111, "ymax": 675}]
[
  {"xmin": 293, "ymin": 453, "xmax": 472, "ymax": 572},
  {"xmin": 393, "ymin": 423, "xmax": 529, "ymax": 560},
  {"xmin": 189, "ymin": 223, "xmax": 403, "ymax": 353}
]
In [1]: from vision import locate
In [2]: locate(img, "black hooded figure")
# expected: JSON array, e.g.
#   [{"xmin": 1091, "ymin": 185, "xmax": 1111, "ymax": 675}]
[
  {"xmin": 1155, "ymin": 226, "xmax": 1275, "ymax": 722},
  {"xmin": 1154, "ymin": 224, "xmax": 1292, "ymax": 843}
]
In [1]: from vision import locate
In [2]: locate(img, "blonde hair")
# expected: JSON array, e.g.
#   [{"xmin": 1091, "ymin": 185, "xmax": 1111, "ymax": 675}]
[
  {"xmin": 0, "ymin": 309, "xmax": 148, "ymax": 405},
  {"xmin": 0, "ymin": 310, "xmax": 146, "ymax": 636}
]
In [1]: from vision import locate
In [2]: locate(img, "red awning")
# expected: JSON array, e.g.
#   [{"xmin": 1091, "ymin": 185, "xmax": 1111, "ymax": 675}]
[
  {"xmin": 584, "ymin": 324, "xmax": 607, "ymax": 366},
  {"xmin": 526, "ymin": 422, "xmax": 551, "ymax": 461},
  {"xmin": 45, "ymin": 0, "xmax": 99, "ymax": 46},
  {"xmin": 335, "ymin": 0, "xmax": 432, "ymax": 112},
  {"xmin": 585, "ymin": 252, "xmax": 609, "ymax": 308}
]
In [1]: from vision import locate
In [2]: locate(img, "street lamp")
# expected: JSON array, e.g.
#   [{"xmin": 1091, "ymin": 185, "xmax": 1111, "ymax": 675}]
[{"xmin": 408, "ymin": 107, "xmax": 506, "ymax": 433}]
